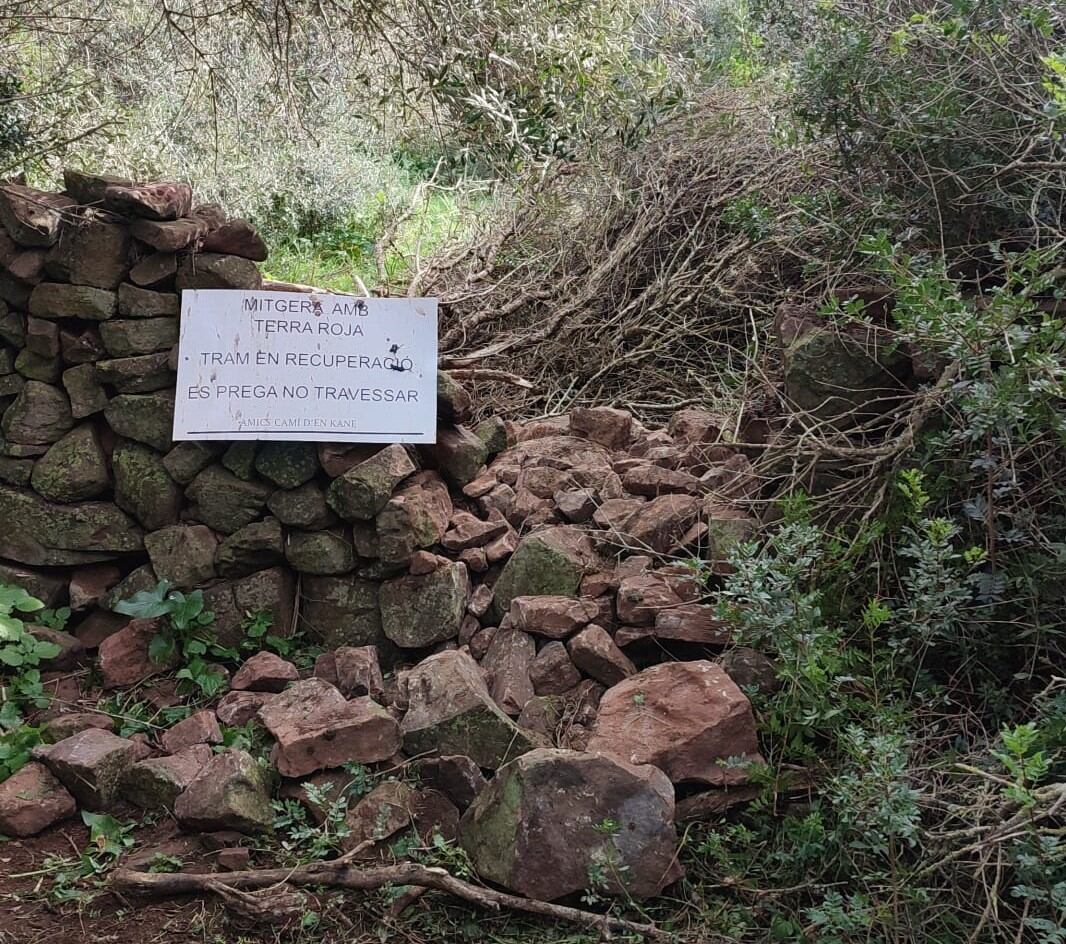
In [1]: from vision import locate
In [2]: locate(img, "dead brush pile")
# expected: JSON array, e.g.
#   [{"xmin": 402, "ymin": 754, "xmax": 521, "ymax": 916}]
[{"xmin": 426, "ymin": 91, "xmax": 845, "ymax": 422}]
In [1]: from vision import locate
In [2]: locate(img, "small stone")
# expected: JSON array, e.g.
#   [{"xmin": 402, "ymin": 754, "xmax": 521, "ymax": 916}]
[
  {"xmin": 327, "ymin": 444, "xmax": 417, "ymax": 521},
  {"xmin": 113, "ymin": 439, "xmax": 182, "ymax": 530},
  {"xmin": 467, "ymin": 584, "xmax": 493, "ymax": 618},
  {"xmin": 60, "ymin": 325, "xmax": 106, "ymax": 363},
  {"xmin": 145, "ymin": 523, "xmax": 218, "ymax": 588},
  {"xmin": 117, "ymin": 283, "xmax": 180, "ymax": 318},
  {"xmin": 718, "ymin": 647, "xmax": 781, "ymax": 694},
  {"xmin": 400, "ymin": 650, "xmax": 543, "ymax": 769},
  {"xmin": 1, "ymin": 380, "xmax": 73, "ymax": 445},
  {"xmin": 30, "ymin": 423, "xmax": 110, "ymax": 502},
  {"xmin": 616, "ymin": 572, "xmax": 691, "ymax": 626},
  {"xmin": 530, "ymin": 641, "xmax": 582, "ymax": 695},
  {"xmin": 441, "ymin": 510, "xmax": 508, "ymax": 551},
  {"xmin": 509, "ymin": 595, "xmax": 600, "ymax": 640},
  {"xmin": 342, "ymin": 780, "xmax": 417, "ymax": 851},
  {"xmin": 216, "ymin": 690, "xmax": 276, "ymax": 726},
  {"xmin": 567, "ymin": 625, "xmax": 636, "ymax": 687},
  {"xmin": 44, "ymin": 217, "xmax": 130, "ymax": 289},
  {"xmin": 103, "ymin": 181, "xmax": 193, "ymax": 220},
  {"xmin": 28, "ymin": 282, "xmax": 117, "ymax": 320},
  {"xmin": 380, "ymin": 560, "xmax": 469, "ymax": 648},
  {"xmin": 175, "ymin": 252, "xmax": 262, "ymax": 290},
  {"xmin": 104, "ymin": 391, "xmax": 175, "ymax": 452},
  {"xmin": 570, "ymin": 406, "xmax": 634, "ymax": 450},
  {"xmin": 35, "ymin": 728, "xmax": 140, "ymax": 810},
  {"xmin": 99, "ymin": 317, "xmax": 178, "ymax": 357},
  {"xmin": 335, "ymin": 645, "xmax": 384, "ymax": 697},
  {"xmin": 174, "ymin": 749, "xmax": 273, "ymax": 834},
  {"xmin": 254, "ymin": 441, "xmax": 319, "ymax": 488},
  {"xmin": 129, "ymin": 252, "xmax": 177, "ymax": 286},
  {"xmin": 285, "ymin": 529, "xmax": 355, "ymax": 575},
  {"xmin": 437, "ymin": 371, "xmax": 472, "ymax": 424},
  {"xmin": 267, "ymin": 481, "xmax": 337, "ymax": 530},
  {"xmin": 215, "ymin": 517, "xmax": 284, "ymax": 578},
  {"xmin": 69, "ymin": 564, "xmax": 121, "ymax": 611},
  {"xmin": 217, "ymin": 846, "xmax": 252, "ymax": 870},
  {"xmin": 0, "ymin": 761, "xmax": 76, "ymax": 836},
  {"xmin": 622, "ymin": 463, "xmax": 702, "ymax": 497},
  {"xmin": 587, "ymin": 661, "xmax": 759, "ymax": 786},
  {"xmin": 202, "ymin": 219, "xmax": 268, "ymax": 260},
  {"xmin": 61, "ymin": 363, "xmax": 108, "ymax": 417},
  {"xmin": 376, "ymin": 471, "xmax": 451, "ymax": 563},
  {"xmin": 231, "ymin": 651, "xmax": 299, "ymax": 693},
  {"xmin": 160, "ymin": 710, "xmax": 223, "ymax": 753},
  {"xmin": 14, "ymin": 347, "xmax": 60, "ymax": 382},
  {"xmin": 555, "ymin": 487, "xmax": 597, "ymax": 522},
  {"xmin": 412, "ymin": 755, "xmax": 487, "ymax": 810},
  {"xmin": 129, "ymin": 216, "xmax": 210, "ymax": 252},
  {"xmin": 30, "ymin": 626, "xmax": 86, "ymax": 670},
  {"xmin": 221, "ymin": 441, "xmax": 257, "ymax": 480},
  {"xmin": 186, "ymin": 464, "xmax": 272, "ymax": 534},
  {"xmin": 98, "ymin": 617, "xmax": 176, "ymax": 689},
  {"xmin": 425, "ymin": 425, "xmax": 488, "ymax": 487},
  {"xmin": 0, "ymin": 183, "xmax": 69, "ymax": 246},
  {"xmin": 162, "ymin": 440, "xmax": 217, "ymax": 485},
  {"xmin": 258, "ymin": 678, "xmax": 400, "ymax": 777},
  {"xmin": 123, "ymin": 747, "xmax": 215, "ymax": 809},
  {"xmin": 24, "ymin": 316, "xmax": 59, "ymax": 358},
  {"xmin": 483, "ymin": 628, "xmax": 535, "ymax": 716},
  {"xmin": 491, "ymin": 526, "xmax": 599, "ymax": 621},
  {"xmin": 40, "ymin": 711, "xmax": 115, "ymax": 743},
  {"xmin": 409, "ymin": 550, "xmax": 440, "ymax": 575}
]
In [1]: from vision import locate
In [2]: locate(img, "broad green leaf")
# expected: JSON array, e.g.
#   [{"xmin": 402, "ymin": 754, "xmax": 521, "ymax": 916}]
[{"xmin": 147, "ymin": 633, "xmax": 176, "ymax": 665}]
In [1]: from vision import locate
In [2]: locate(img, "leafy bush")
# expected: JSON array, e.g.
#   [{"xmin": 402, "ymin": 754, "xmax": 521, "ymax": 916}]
[{"xmin": 0, "ymin": 584, "xmax": 61, "ymax": 730}]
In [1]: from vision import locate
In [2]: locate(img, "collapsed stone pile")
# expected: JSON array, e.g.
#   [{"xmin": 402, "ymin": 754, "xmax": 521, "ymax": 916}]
[{"xmin": 0, "ymin": 171, "xmax": 773, "ymax": 903}]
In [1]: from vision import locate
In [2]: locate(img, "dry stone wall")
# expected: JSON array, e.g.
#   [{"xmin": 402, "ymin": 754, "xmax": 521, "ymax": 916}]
[{"xmin": 0, "ymin": 171, "xmax": 778, "ymax": 902}]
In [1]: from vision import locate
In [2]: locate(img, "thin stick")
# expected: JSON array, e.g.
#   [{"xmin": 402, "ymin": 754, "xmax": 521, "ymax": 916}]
[{"xmin": 111, "ymin": 863, "xmax": 676, "ymax": 940}]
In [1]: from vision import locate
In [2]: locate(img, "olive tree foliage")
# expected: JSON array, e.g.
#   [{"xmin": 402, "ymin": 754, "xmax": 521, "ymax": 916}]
[{"xmin": 0, "ymin": 0, "xmax": 716, "ymax": 220}]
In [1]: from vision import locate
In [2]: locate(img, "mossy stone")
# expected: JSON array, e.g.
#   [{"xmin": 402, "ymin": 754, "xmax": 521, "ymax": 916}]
[
  {"xmin": 112, "ymin": 439, "xmax": 182, "ymax": 530},
  {"xmin": 254, "ymin": 442, "xmax": 319, "ymax": 488},
  {"xmin": 285, "ymin": 529, "xmax": 355, "ymax": 575},
  {"xmin": 30, "ymin": 423, "xmax": 110, "ymax": 502},
  {"xmin": 186, "ymin": 464, "xmax": 272, "ymax": 534},
  {"xmin": 104, "ymin": 391, "xmax": 175, "ymax": 452}
]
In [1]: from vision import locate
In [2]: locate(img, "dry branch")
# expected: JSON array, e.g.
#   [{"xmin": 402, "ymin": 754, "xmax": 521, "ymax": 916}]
[{"xmin": 112, "ymin": 862, "xmax": 678, "ymax": 941}]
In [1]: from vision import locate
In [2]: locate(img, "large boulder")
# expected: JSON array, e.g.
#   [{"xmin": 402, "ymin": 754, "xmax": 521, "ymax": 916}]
[
  {"xmin": 173, "ymin": 749, "xmax": 273, "ymax": 833},
  {"xmin": 28, "ymin": 282, "xmax": 118, "ymax": 320},
  {"xmin": 458, "ymin": 748, "xmax": 680, "ymax": 900},
  {"xmin": 98, "ymin": 617, "xmax": 177, "ymax": 689},
  {"xmin": 380, "ymin": 560, "xmax": 469, "ymax": 648},
  {"xmin": 258, "ymin": 678, "xmax": 400, "ymax": 777},
  {"xmin": 491, "ymin": 526, "xmax": 599, "ymax": 620},
  {"xmin": 44, "ymin": 217, "xmax": 130, "ymax": 289},
  {"xmin": 123, "ymin": 745, "xmax": 214, "ymax": 809},
  {"xmin": 400, "ymin": 650, "xmax": 543, "ymax": 769},
  {"xmin": 0, "ymin": 485, "xmax": 142, "ymax": 565},
  {"xmin": 587, "ymin": 661, "xmax": 759, "ymax": 786}
]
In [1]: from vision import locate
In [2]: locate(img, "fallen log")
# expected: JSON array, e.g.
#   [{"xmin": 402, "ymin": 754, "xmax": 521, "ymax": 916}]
[{"xmin": 112, "ymin": 861, "xmax": 675, "ymax": 940}]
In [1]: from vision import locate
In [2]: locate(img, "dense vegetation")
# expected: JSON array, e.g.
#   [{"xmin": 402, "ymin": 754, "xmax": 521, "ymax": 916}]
[{"xmin": 3, "ymin": 0, "xmax": 1066, "ymax": 941}]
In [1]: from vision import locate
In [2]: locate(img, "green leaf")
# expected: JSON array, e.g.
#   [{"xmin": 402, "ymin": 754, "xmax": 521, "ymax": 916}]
[
  {"xmin": 0, "ymin": 648, "xmax": 24, "ymax": 667},
  {"xmin": 113, "ymin": 581, "xmax": 172, "ymax": 619},
  {"xmin": 0, "ymin": 613, "xmax": 23, "ymax": 640},
  {"xmin": 147, "ymin": 633, "xmax": 176, "ymax": 665}
]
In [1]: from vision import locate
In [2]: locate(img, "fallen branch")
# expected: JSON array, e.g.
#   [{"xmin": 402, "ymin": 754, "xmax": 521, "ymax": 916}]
[
  {"xmin": 112, "ymin": 862, "xmax": 674, "ymax": 940},
  {"xmin": 442, "ymin": 367, "xmax": 535, "ymax": 389}
]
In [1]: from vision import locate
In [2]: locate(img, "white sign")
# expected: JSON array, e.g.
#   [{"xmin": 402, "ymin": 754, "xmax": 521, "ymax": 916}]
[{"xmin": 173, "ymin": 290, "xmax": 438, "ymax": 443}]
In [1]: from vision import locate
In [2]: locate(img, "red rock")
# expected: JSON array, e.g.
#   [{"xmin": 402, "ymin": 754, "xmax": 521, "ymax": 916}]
[
  {"xmin": 622, "ymin": 463, "xmax": 702, "ymax": 497},
  {"xmin": 98, "ymin": 617, "xmax": 175, "ymax": 688},
  {"xmin": 342, "ymin": 780, "xmax": 416, "ymax": 852},
  {"xmin": 160, "ymin": 709, "xmax": 222, "ymax": 753},
  {"xmin": 201, "ymin": 219, "xmax": 267, "ymax": 260},
  {"xmin": 35, "ymin": 727, "xmax": 140, "ymax": 809},
  {"xmin": 459, "ymin": 613, "xmax": 481, "ymax": 646},
  {"xmin": 616, "ymin": 573, "xmax": 692, "ymax": 626},
  {"xmin": 458, "ymin": 748, "xmax": 680, "ymax": 900},
  {"xmin": 516, "ymin": 694, "xmax": 562, "ymax": 738},
  {"xmin": 516, "ymin": 416, "xmax": 570, "ymax": 440},
  {"xmin": 173, "ymin": 748, "xmax": 273, "ymax": 833},
  {"xmin": 441, "ymin": 510, "xmax": 509, "ymax": 550},
  {"xmin": 231, "ymin": 650, "xmax": 299, "ymax": 693},
  {"xmin": 459, "ymin": 546, "xmax": 488, "ymax": 573},
  {"xmin": 467, "ymin": 584, "xmax": 494, "ymax": 618},
  {"xmin": 31, "ymin": 626, "xmax": 85, "ymax": 670},
  {"xmin": 69, "ymin": 563, "xmax": 121, "ymax": 611},
  {"xmin": 462, "ymin": 471, "xmax": 497, "ymax": 498},
  {"xmin": 567, "ymin": 625, "xmax": 636, "ymax": 686},
  {"xmin": 587, "ymin": 661, "xmax": 759, "ymax": 785},
  {"xmin": 509, "ymin": 595, "xmax": 600, "ymax": 640},
  {"xmin": 317, "ymin": 442, "xmax": 381, "ymax": 478},
  {"xmin": 484, "ymin": 529, "xmax": 518, "ymax": 563},
  {"xmin": 719, "ymin": 647, "xmax": 780, "ymax": 693},
  {"xmin": 40, "ymin": 711, "xmax": 115, "ymax": 743},
  {"xmin": 408, "ymin": 550, "xmax": 440, "ymax": 575},
  {"xmin": 130, "ymin": 216, "xmax": 210, "ymax": 252},
  {"xmin": 554, "ymin": 487, "xmax": 597, "ymax": 522},
  {"xmin": 103, "ymin": 181, "xmax": 193, "ymax": 220},
  {"xmin": 483, "ymin": 628, "xmax": 535, "ymax": 716},
  {"xmin": 611, "ymin": 494, "xmax": 702, "ymax": 555},
  {"xmin": 529, "ymin": 641, "xmax": 582, "ymax": 695},
  {"xmin": 668, "ymin": 408, "xmax": 725, "ymax": 445},
  {"xmin": 377, "ymin": 470, "xmax": 452, "ymax": 563},
  {"xmin": 0, "ymin": 183, "xmax": 71, "ymax": 247},
  {"xmin": 217, "ymin": 846, "xmax": 252, "ymax": 870},
  {"xmin": 570, "ymin": 407, "xmax": 634, "ymax": 450},
  {"xmin": 258, "ymin": 678, "xmax": 400, "ymax": 777},
  {"xmin": 129, "ymin": 251, "xmax": 177, "ymax": 286},
  {"xmin": 216, "ymin": 689, "xmax": 276, "ymax": 726},
  {"xmin": 0, "ymin": 761, "xmax": 76, "ymax": 836},
  {"xmin": 591, "ymin": 497, "xmax": 644, "ymax": 534},
  {"xmin": 335, "ymin": 645, "xmax": 384, "ymax": 697},
  {"xmin": 124, "ymin": 745, "xmax": 214, "ymax": 809},
  {"xmin": 675, "ymin": 784, "xmax": 762, "ymax": 822},
  {"xmin": 468, "ymin": 625, "xmax": 498, "ymax": 661}
]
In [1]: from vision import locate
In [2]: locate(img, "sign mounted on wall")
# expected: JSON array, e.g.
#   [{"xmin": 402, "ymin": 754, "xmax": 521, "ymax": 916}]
[{"xmin": 173, "ymin": 290, "xmax": 438, "ymax": 443}]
